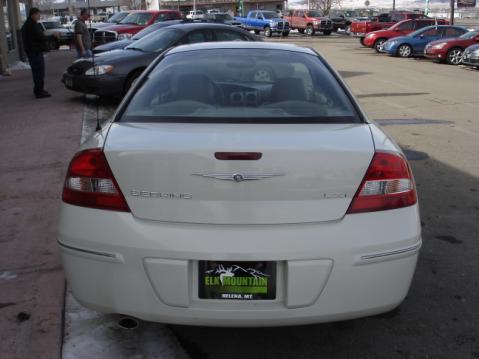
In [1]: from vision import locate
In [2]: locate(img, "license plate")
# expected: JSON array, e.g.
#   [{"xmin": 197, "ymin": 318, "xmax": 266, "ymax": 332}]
[
  {"xmin": 199, "ymin": 261, "xmax": 276, "ymax": 300},
  {"xmin": 65, "ymin": 77, "xmax": 73, "ymax": 88}
]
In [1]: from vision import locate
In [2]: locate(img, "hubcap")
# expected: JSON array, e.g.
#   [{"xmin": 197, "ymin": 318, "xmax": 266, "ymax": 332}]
[
  {"xmin": 449, "ymin": 49, "xmax": 463, "ymax": 64},
  {"xmin": 376, "ymin": 40, "xmax": 385, "ymax": 51},
  {"xmin": 399, "ymin": 45, "xmax": 411, "ymax": 57},
  {"xmin": 307, "ymin": 27, "xmax": 313, "ymax": 35}
]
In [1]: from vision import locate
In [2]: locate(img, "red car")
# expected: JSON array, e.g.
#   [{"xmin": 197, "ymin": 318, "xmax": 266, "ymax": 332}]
[
  {"xmin": 351, "ymin": 12, "xmax": 428, "ymax": 45},
  {"xmin": 425, "ymin": 29, "xmax": 479, "ymax": 65},
  {"xmin": 94, "ymin": 10, "xmax": 182, "ymax": 46},
  {"xmin": 364, "ymin": 18, "xmax": 449, "ymax": 52}
]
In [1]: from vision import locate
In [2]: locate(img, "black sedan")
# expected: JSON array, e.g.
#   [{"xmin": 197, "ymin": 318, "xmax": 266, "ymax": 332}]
[
  {"xmin": 93, "ymin": 20, "xmax": 185, "ymax": 54},
  {"xmin": 62, "ymin": 23, "xmax": 260, "ymax": 97}
]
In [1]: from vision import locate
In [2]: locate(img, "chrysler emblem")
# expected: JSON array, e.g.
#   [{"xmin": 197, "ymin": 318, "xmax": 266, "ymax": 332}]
[{"xmin": 192, "ymin": 172, "xmax": 284, "ymax": 182}]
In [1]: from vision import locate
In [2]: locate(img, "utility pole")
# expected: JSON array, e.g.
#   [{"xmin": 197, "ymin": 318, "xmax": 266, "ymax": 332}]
[
  {"xmin": 392, "ymin": 0, "xmax": 395, "ymax": 11},
  {"xmin": 449, "ymin": 0, "xmax": 455, "ymax": 25}
]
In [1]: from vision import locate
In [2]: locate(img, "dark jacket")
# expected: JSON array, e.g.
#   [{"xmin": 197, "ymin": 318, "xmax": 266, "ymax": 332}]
[{"xmin": 21, "ymin": 18, "xmax": 52, "ymax": 54}]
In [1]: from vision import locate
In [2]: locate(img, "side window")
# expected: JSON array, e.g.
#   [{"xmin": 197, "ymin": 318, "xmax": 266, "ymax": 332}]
[
  {"xmin": 421, "ymin": 28, "xmax": 439, "ymax": 37},
  {"xmin": 378, "ymin": 14, "xmax": 390, "ymax": 22},
  {"xmin": 391, "ymin": 14, "xmax": 404, "ymax": 22},
  {"xmin": 181, "ymin": 30, "xmax": 214, "ymax": 44},
  {"xmin": 397, "ymin": 21, "xmax": 414, "ymax": 31},
  {"xmin": 214, "ymin": 30, "xmax": 249, "ymax": 41},
  {"xmin": 414, "ymin": 20, "xmax": 431, "ymax": 29},
  {"xmin": 250, "ymin": 11, "xmax": 256, "ymax": 18},
  {"xmin": 443, "ymin": 27, "xmax": 464, "ymax": 37},
  {"xmin": 297, "ymin": 11, "xmax": 304, "ymax": 17}
]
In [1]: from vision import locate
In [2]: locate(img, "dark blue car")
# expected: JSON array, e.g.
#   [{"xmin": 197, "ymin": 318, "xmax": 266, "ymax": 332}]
[
  {"xmin": 93, "ymin": 20, "xmax": 185, "ymax": 54},
  {"xmin": 383, "ymin": 25, "xmax": 468, "ymax": 58}
]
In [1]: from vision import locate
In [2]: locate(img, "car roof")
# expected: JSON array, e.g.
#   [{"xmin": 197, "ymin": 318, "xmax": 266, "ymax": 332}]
[
  {"xmin": 168, "ymin": 41, "xmax": 317, "ymax": 55},
  {"xmin": 167, "ymin": 23, "xmax": 250, "ymax": 31}
]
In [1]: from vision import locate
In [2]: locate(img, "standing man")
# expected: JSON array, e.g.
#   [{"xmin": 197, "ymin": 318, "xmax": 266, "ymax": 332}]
[
  {"xmin": 21, "ymin": 8, "xmax": 57, "ymax": 99},
  {"xmin": 75, "ymin": 9, "xmax": 93, "ymax": 58}
]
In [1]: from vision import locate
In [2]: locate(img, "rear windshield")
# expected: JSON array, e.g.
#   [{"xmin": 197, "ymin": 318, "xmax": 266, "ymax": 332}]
[{"xmin": 120, "ymin": 49, "xmax": 361, "ymax": 124}]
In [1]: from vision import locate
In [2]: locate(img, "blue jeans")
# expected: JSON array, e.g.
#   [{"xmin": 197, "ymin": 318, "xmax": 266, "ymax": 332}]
[
  {"xmin": 27, "ymin": 52, "xmax": 45, "ymax": 96},
  {"xmin": 76, "ymin": 48, "xmax": 93, "ymax": 59}
]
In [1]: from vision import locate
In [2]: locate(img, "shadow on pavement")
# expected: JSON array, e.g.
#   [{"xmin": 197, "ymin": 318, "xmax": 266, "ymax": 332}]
[{"xmin": 169, "ymin": 155, "xmax": 479, "ymax": 359}]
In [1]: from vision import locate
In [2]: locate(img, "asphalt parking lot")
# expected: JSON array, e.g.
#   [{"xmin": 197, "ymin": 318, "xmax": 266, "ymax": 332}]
[{"xmin": 164, "ymin": 34, "xmax": 479, "ymax": 359}]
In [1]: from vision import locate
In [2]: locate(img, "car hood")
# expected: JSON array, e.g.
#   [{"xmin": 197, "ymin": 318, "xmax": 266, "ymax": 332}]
[
  {"xmin": 94, "ymin": 39, "xmax": 134, "ymax": 52},
  {"xmin": 465, "ymin": 44, "xmax": 479, "ymax": 52},
  {"xmin": 92, "ymin": 48, "xmax": 151, "ymax": 65},
  {"xmin": 101, "ymin": 24, "xmax": 143, "ymax": 32}
]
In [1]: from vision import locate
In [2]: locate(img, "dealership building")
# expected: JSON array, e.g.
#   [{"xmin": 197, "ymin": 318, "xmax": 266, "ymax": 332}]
[{"xmin": 160, "ymin": 0, "xmax": 285, "ymax": 15}]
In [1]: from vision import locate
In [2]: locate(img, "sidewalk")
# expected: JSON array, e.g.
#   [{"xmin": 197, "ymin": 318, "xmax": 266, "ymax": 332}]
[{"xmin": 0, "ymin": 50, "xmax": 84, "ymax": 359}]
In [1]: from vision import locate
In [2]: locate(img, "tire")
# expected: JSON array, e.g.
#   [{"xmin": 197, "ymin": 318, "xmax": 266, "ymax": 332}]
[
  {"xmin": 446, "ymin": 47, "xmax": 463, "ymax": 65},
  {"xmin": 282, "ymin": 31, "xmax": 290, "ymax": 37},
  {"xmin": 323, "ymin": 30, "xmax": 332, "ymax": 35},
  {"xmin": 397, "ymin": 44, "xmax": 412, "ymax": 58},
  {"xmin": 124, "ymin": 69, "xmax": 143, "ymax": 95},
  {"xmin": 374, "ymin": 38, "xmax": 387, "ymax": 53},
  {"xmin": 345, "ymin": 25, "xmax": 351, "ymax": 34},
  {"xmin": 298, "ymin": 28, "xmax": 305, "ymax": 34},
  {"xmin": 264, "ymin": 26, "xmax": 272, "ymax": 37},
  {"xmin": 254, "ymin": 30, "xmax": 260, "ymax": 35},
  {"xmin": 306, "ymin": 24, "xmax": 315, "ymax": 36},
  {"xmin": 47, "ymin": 39, "xmax": 58, "ymax": 51},
  {"xmin": 359, "ymin": 37, "xmax": 366, "ymax": 46}
]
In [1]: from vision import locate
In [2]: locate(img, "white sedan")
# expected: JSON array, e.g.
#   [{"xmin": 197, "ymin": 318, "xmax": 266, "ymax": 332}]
[{"xmin": 58, "ymin": 42, "xmax": 421, "ymax": 326}]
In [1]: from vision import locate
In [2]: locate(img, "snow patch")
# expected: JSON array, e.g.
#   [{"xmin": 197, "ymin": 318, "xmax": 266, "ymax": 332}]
[{"xmin": 63, "ymin": 291, "xmax": 189, "ymax": 359}]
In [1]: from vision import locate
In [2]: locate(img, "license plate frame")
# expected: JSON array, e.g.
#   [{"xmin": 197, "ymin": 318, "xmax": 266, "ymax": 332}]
[{"xmin": 198, "ymin": 261, "xmax": 276, "ymax": 300}]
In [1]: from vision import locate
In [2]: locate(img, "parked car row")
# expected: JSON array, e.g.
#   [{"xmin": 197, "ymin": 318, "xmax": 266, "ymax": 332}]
[
  {"xmin": 355, "ymin": 15, "xmax": 479, "ymax": 69},
  {"xmin": 63, "ymin": 23, "xmax": 260, "ymax": 98}
]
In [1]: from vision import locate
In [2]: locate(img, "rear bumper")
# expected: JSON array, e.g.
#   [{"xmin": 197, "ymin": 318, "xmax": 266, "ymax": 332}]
[
  {"xmin": 58, "ymin": 203, "xmax": 421, "ymax": 326},
  {"xmin": 62, "ymin": 72, "xmax": 124, "ymax": 97}
]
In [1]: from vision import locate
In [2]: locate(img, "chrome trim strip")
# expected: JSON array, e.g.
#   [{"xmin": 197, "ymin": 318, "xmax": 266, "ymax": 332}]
[
  {"xmin": 360, "ymin": 241, "xmax": 422, "ymax": 261},
  {"xmin": 58, "ymin": 241, "xmax": 119, "ymax": 259}
]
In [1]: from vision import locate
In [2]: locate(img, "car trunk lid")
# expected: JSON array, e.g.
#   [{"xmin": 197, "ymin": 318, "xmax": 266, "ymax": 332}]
[{"xmin": 104, "ymin": 123, "xmax": 374, "ymax": 224}]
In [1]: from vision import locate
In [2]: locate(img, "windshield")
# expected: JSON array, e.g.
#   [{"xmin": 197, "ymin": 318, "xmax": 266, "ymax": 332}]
[
  {"xmin": 121, "ymin": 49, "xmax": 360, "ymax": 124},
  {"xmin": 120, "ymin": 12, "xmax": 153, "ymax": 26},
  {"xmin": 126, "ymin": 28, "xmax": 181, "ymax": 53},
  {"xmin": 460, "ymin": 30, "xmax": 479, "ymax": 39},
  {"xmin": 307, "ymin": 11, "xmax": 323, "ymax": 18},
  {"xmin": 108, "ymin": 12, "xmax": 129, "ymax": 23},
  {"xmin": 262, "ymin": 12, "xmax": 277, "ymax": 19},
  {"xmin": 132, "ymin": 23, "xmax": 167, "ymax": 40},
  {"xmin": 42, "ymin": 21, "xmax": 61, "ymax": 29},
  {"xmin": 408, "ymin": 26, "xmax": 433, "ymax": 37}
]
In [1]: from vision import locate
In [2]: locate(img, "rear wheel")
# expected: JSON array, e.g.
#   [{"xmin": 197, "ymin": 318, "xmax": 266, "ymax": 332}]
[
  {"xmin": 397, "ymin": 44, "xmax": 412, "ymax": 58},
  {"xmin": 323, "ymin": 30, "xmax": 332, "ymax": 35},
  {"xmin": 345, "ymin": 25, "xmax": 351, "ymax": 34},
  {"xmin": 264, "ymin": 26, "xmax": 272, "ymax": 37},
  {"xmin": 374, "ymin": 38, "xmax": 387, "ymax": 53},
  {"xmin": 446, "ymin": 47, "xmax": 463, "ymax": 65},
  {"xmin": 306, "ymin": 24, "xmax": 315, "ymax": 36},
  {"xmin": 298, "ymin": 28, "xmax": 305, "ymax": 34},
  {"xmin": 282, "ymin": 31, "xmax": 290, "ymax": 37}
]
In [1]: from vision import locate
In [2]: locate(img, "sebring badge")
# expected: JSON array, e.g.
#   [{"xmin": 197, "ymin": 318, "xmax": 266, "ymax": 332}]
[{"xmin": 192, "ymin": 173, "xmax": 284, "ymax": 183}]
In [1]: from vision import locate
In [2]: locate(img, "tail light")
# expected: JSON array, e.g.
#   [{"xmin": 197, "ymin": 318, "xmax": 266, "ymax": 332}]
[
  {"xmin": 62, "ymin": 149, "xmax": 130, "ymax": 212},
  {"xmin": 347, "ymin": 151, "xmax": 417, "ymax": 214}
]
